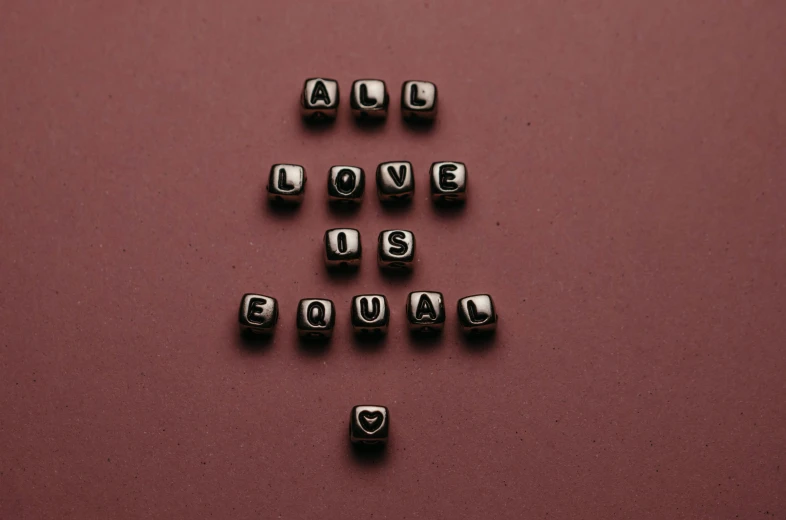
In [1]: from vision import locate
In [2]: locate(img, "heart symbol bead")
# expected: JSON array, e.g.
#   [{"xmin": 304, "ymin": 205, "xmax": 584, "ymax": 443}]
[{"xmin": 358, "ymin": 410, "xmax": 384, "ymax": 433}]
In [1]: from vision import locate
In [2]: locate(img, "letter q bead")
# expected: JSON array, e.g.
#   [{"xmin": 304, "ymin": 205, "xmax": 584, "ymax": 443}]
[{"xmin": 297, "ymin": 298, "xmax": 335, "ymax": 339}]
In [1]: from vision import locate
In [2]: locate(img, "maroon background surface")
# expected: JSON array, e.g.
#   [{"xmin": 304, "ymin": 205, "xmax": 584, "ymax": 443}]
[{"xmin": 2, "ymin": 1, "xmax": 785, "ymax": 518}]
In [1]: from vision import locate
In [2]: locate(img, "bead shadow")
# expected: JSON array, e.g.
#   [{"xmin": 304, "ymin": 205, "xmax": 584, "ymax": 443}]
[
  {"xmin": 408, "ymin": 329, "xmax": 446, "ymax": 350},
  {"xmin": 299, "ymin": 114, "xmax": 335, "ymax": 134},
  {"xmin": 349, "ymin": 441, "xmax": 389, "ymax": 467},
  {"xmin": 296, "ymin": 330, "xmax": 331, "ymax": 357},
  {"xmin": 351, "ymin": 115, "xmax": 387, "ymax": 134},
  {"xmin": 430, "ymin": 198, "xmax": 467, "ymax": 221},
  {"xmin": 236, "ymin": 329, "xmax": 275, "ymax": 355},
  {"xmin": 377, "ymin": 267, "xmax": 413, "ymax": 287},
  {"xmin": 264, "ymin": 198, "xmax": 302, "ymax": 221},
  {"xmin": 324, "ymin": 264, "xmax": 360, "ymax": 282},
  {"xmin": 459, "ymin": 329, "xmax": 497, "ymax": 353},
  {"xmin": 327, "ymin": 200, "xmax": 362, "ymax": 217},
  {"xmin": 402, "ymin": 117, "xmax": 436, "ymax": 135},
  {"xmin": 378, "ymin": 198, "xmax": 413, "ymax": 215},
  {"xmin": 350, "ymin": 330, "xmax": 388, "ymax": 353}
]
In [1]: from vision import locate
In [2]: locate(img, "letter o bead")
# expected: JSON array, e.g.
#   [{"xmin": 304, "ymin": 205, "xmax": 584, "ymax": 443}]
[
  {"xmin": 406, "ymin": 291, "xmax": 445, "ymax": 333},
  {"xmin": 457, "ymin": 294, "xmax": 497, "ymax": 335},
  {"xmin": 301, "ymin": 78, "xmax": 339, "ymax": 120},
  {"xmin": 430, "ymin": 161, "xmax": 467, "ymax": 203},
  {"xmin": 238, "ymin": 293, "xmax": 278, "ymax": 336},
  {"xmin": 328, "ymin": 166, "xmax": 365, "ymax": 204},
  {"xmin": 351, "ymin": 295, "xmax": 389, "ymax": 336},
  {"xmin": 297, "ymin": 298, "xmax": 335, "ymax": 339}
]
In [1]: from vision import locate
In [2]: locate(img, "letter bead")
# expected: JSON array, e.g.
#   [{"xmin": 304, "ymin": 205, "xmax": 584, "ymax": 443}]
[
  {"xmin": 378, "ymin": 230, "xmax": 415, "ymax": 271},
  {"xmin": 457, "ymin": 294, "xmax": 497, "ymax": 334},
  {"xmin": 401, "ymin": 80, "xmax": 438, "ymax": 121},
  {"xmin": 301, "ymin": 78, "xmax": 339, "ymax": 120},
  {"xmin": 238, "ymin": 293, "xmax": 278, "ymax": 335},
  {"xmin": 328, "ymin": 166, "xmax": 365, "ymax": 204},
  {"xmin": 351, "ymin": 295, "xmax": 390, "ymax": 336},
  {"xmin": 297, "ymin": 299, "xmax": 335, "ymax": 339},
  {"xmin": 324, "ymin": 228, "xmax": 362, "ymax": 269},
  {"xmin": 376, "ymin": 161, "xmax": 414, "ymax": 202},
  {"xmin": 350, "ymin": 79, "xmax": 389, "ymax": 119},
  {"xmin": 406, "ymin": 291, "xmax": 445, "ymax": 333},
  {"xmin": 267, "ymin": 164, "xmax": 306, "ymax": 204},
  {"xmin": 430, "ymin": 161, "xmax": 467, "ymax": 203},
  {"xmin": 350, "ymin": 405, "xmax": 389, "ymax": 446}
]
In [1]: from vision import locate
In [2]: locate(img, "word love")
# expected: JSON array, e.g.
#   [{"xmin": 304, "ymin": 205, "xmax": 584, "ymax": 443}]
[
  {"xmin": 238, "ymin": 293, "xmax": 497, "ymax": 339},
  {"xmin": 267, "ymin": 161, "xmax": 467, "ymax": 205},
  {"xmin": 301, "ymin": 78, "xmax": 437, "ymax": 122}
]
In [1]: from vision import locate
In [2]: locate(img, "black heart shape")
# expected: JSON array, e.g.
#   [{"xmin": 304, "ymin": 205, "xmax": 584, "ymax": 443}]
[{"xmin": 358, "ymin": 410, "xmax": 384, "ymax": 434}]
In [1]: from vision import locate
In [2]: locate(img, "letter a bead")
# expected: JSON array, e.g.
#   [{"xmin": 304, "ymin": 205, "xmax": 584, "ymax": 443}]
[
  {"xmin": 301, "ymin": 78, "xmax": 339, "ymax": 120},
  {"xmin": 406, "ymin": 291, "xmax": 445, "ymax": 333}
]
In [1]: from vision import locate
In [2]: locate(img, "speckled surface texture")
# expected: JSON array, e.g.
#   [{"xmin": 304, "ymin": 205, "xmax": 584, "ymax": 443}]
[{"xmin": 1, "ymin": 1, "xmax": 785, "ymax": 518}]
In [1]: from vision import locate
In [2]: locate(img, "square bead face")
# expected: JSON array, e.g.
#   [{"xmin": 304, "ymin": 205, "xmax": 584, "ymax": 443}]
[
  {"xmin": 301, "ymin": 78, "xmax": 339, "ymax": 119},
  {"xmin": 457, "ymin": 294, "xmax": 497, "ymax": 334},
  {"xmin": 351, "ymin": 295, "xmax": 390, "ymax": 335},
  {"xmin": 324, "ymin": 228, "xmax": 362, "ymax": 268},
  {"xmin": 268, "ymin": 164, "xmax": 306, "ymax": 203},
  {"xmin": 406, "ymin": 291, "xmax": 445, "ymax": 332},
  {"xmin": 430, "ymin": 162, "xmax": 467, "ymax": 202},
  {"xmin": 297, "ymin": 299, "xmax": 335, "ymax": 339},
  {"xmin": 376, "ymin": 161, "xmax": 414, "ymax": 201},
  {"xmin": 350, "ymin": 79, "xmax": 388, "ymax": 119},
  {"xmin": 238, "ymin": 294, "xmax": 278, "ymax": 335},
  {"xmin": 350, "ymin": 405, "xmax": 389, "ymax": 446},
  {"xmin": 401, "ymin": 80, "xmax": 437, "ymax": 120},
  {"xmin": 378, "ymin": 230, "xmax": 415, "ymax": 270},
  {"xmin": 327, "ymin": 166, "xmax": 365, "ymax": 203}
]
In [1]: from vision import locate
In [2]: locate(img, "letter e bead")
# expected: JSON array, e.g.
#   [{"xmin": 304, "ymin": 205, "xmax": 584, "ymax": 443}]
[
  {"xmin": 430, "ymin": 161, "xmax": 467, "ymax": 203},
  {"xmin": 238, "ymin": 294, "xmax": 278, "ymax": 336}
]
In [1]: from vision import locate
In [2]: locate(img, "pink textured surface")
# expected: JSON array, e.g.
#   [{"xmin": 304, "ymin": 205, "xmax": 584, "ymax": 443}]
[{"xmin": 1, "ymin": 1, "xmax": 785, "ymax": 518}]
